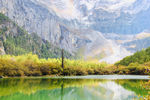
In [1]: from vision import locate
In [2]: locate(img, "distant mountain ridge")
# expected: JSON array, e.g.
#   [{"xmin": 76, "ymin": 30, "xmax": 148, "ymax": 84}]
[
  {"xmin": 34, "ymin": 0, "xmax": 150, "ymax": 34},
  {"xmin": 1, "ymin": 0, "xmax": 150, "ymax": 63}
]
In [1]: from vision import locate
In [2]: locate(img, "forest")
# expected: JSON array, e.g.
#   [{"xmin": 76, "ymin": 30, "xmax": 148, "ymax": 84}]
[
  {"xmin": 116, "ymin": 47, "xmax": 150, "ymax": 66},
  {"xmin": 0, "ymin": 52, "xmax": 149, "ymax": 77}
]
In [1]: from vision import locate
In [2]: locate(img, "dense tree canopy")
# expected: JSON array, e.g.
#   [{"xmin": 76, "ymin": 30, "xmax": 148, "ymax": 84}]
[{"xmin": 116, "ymin": 47, "xmax": 150, "ymax": 66}]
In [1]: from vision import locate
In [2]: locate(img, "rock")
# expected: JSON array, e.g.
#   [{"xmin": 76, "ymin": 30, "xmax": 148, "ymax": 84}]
[
  {"xmin": 0, "ymin": 76, "xmax": 3, "ymax": 78},
  {"xmin": 0, "ymin": 41, "xmax": 5, "ymax": 55},
  {"xmin": 0, "ymin": 0, "xmax": 78, "ymax": 53}
]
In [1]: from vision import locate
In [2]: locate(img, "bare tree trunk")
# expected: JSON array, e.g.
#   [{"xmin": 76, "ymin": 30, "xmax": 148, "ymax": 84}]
[{"xmin": 61, "ymin": 49, "xmax": 64, "ymax": 75}]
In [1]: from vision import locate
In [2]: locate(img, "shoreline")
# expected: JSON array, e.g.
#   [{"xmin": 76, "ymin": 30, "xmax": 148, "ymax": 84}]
[{"xmin": 0, "ymin": 75, "xmax": 150, "ymax": 79}]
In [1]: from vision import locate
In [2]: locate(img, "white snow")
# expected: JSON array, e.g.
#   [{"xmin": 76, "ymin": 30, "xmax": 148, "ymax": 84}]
[{"xmin": 100, "ymin": 40, "xmax": 132, "ymax": 64}]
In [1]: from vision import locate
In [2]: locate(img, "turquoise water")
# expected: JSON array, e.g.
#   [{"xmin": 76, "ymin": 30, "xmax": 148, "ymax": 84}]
[{"xmin": 0, "ymin": 75, "xmax": 149, "ymax": 100}]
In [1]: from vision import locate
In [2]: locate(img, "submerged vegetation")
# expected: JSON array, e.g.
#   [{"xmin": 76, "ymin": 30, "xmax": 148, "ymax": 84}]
[
  {"xmin": 0, "ymin": 78, "xmax": 149, "ymax": 100},
  {"xmin": 116, "ymin": 80, "xmax": 150, "ymax": 100},
  {"xmin": 0, "ymin": 78, "xmax": 104, "ymax": 97},
  {"xmin": 0, "ymin": 53, "xmax": 150, "ymax": 77},
  {"xmin": 143, "ymin": 80, "xmax": 150, "ymax": 100}
]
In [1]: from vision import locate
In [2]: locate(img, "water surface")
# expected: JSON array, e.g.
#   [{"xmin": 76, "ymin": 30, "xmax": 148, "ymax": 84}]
[{"xmin": 0, "ymin": 75, "xmax": 149, "ymax": 100}]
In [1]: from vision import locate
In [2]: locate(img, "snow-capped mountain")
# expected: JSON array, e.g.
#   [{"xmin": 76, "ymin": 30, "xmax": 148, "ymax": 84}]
[
  {"xmin": 34, "ymin": 0, "xmax": 150, "ymax": 34},
  {"xmin": 0, "ymin": 0, "xmax": 150, "ymax": 63}
]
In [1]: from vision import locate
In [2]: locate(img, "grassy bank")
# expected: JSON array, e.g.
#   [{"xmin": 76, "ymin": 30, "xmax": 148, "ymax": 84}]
[{"xmin": 0, "ymin": 53, "xmax": 150, "ymax": 77}]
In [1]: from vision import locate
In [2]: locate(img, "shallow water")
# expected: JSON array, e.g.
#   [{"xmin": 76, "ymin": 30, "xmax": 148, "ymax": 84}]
[{"xmin": 0, "ymin": 75, "xmax": 149, "ymax": 100}]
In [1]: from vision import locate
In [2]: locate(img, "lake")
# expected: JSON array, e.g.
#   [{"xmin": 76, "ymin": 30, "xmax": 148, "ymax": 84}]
[{"xmin": 0, "ymin": 75, "xmax": 149, "ymax": 100}]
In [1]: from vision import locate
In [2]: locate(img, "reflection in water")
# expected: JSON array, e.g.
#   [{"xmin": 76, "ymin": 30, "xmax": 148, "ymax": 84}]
[
  {"xmin": 0, "ymin": 77, "xmax": 149, "ymax": 100},
  {"xmin": 99, "ymin": 81, "xmax": 135, "ymax": 100},
  {"xmin": 61, "ymin": 80, "xmax": 64, "ymax": 100}
]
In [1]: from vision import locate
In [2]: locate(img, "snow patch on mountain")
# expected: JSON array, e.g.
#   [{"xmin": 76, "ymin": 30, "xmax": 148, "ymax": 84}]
[
  {"xmin": 100, "ymin": 41, "xmax": 131, "ymax": 63},
  {"xmin": 32, "ymin": 0, "xmax": 80, "ymax": 20},
  {"xmin": 32, "ymin": 0, "xmax": 150, "ymax": 21}
]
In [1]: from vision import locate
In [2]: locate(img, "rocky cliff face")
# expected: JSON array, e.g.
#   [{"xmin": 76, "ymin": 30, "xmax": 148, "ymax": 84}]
[
  {"xmin": 0, "ymin": 13, "xmax": 72, "ymax": 58},
  {"xmin": 0, "ymin": 0, "xmax": 80, "ymax": 53},
  {"xmin": 0, "ymin": 0, "xmax": 113, "ymax": 55}
]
